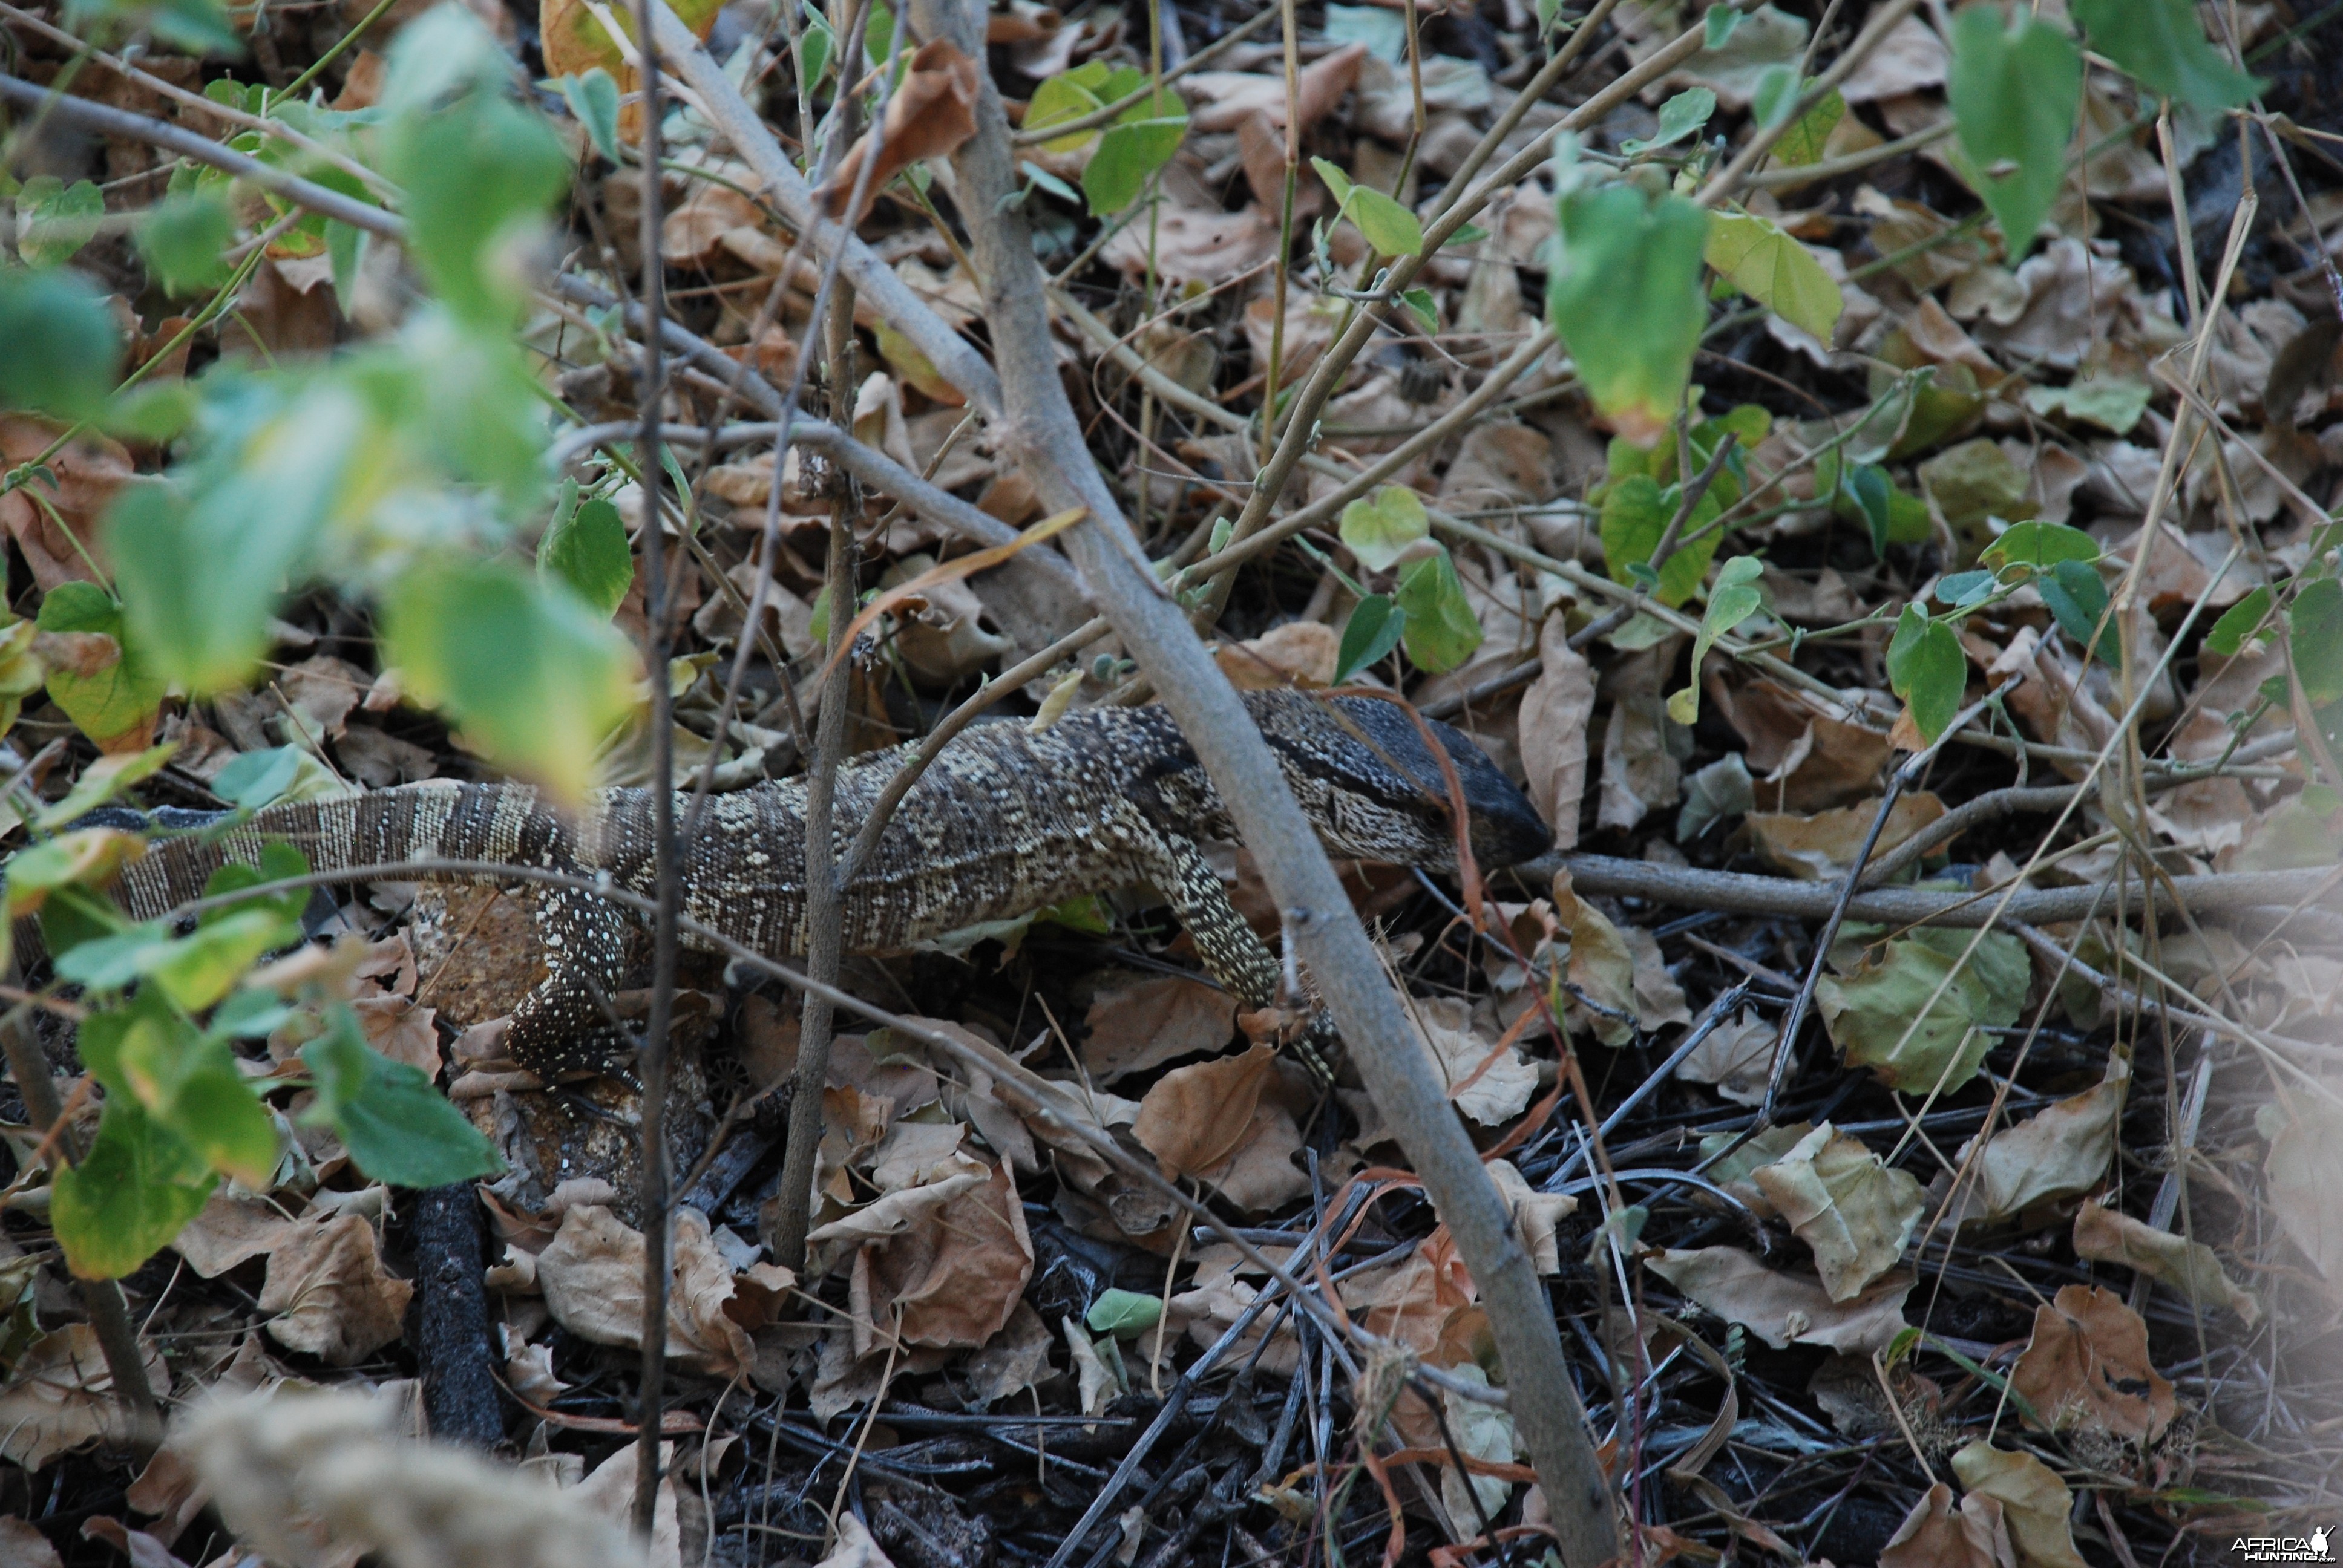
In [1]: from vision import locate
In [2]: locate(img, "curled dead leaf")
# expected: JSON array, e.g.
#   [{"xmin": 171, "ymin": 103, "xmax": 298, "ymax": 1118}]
[
  {"xmin": 1645, "ymin": 1247, "xmax": 1911, "ymax": 1354},
  {"xmin": 2073, "ymin": 1201, "xmax": 2258, "ymax": 1326},
  {"xmin": 820, "ymin": 42, "xmax": 982, "ymax": 224},
  {"xmin": 1879, "ymin": 1481, "xmax": 2016, "ymax": 1568},
  {"xmin": 1748, "ymin": 1123, "xmax": 1925, "ymax": 1301},
  {"xmin": 2008, "ymin": 1284, "xmax": 2174, "ymax": 1444},
  {"xmin": 1134, "ymin": 1043, "xmax": 1277, "ymax": 1177},
  {"xmin": 257, "ymin": 1214, "xmax": 414, "ymax": 1366},
  {"xmin": 1948, "ymin": 1442, "xmax": 2087, "ymax": 1568}
]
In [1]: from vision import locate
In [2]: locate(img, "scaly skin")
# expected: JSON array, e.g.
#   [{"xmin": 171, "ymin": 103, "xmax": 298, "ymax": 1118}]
[{"xmin": 102, "ymin": 692, "xmax": 1552, "ymax": 1079}]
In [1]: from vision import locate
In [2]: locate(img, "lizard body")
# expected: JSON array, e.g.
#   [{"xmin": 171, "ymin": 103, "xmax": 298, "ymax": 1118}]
[{"xmin": 97, "ymin": 692, "xmax": 1550, "ymax": 1077}]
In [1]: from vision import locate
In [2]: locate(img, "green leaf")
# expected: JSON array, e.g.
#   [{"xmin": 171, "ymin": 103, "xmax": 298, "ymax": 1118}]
[
  {"xmin": 64, "ymin": 0, "xmax": 238, "ymax": 53},
  {"xmin": 1334, "ymin": 594, "xmax": 1406, "ymax": 685},
  {"xmin": 1545, "ymin": 185, "xmax": 1709, "ymax": 446},
  {"xmin": 16, "ymin": 178, "xmax": 106, "ymax": 268},
  {"xmin": 4, "ymin": 829, "xmax": 147, "ymax": 919},
  {"xmin": 1400, "ymin": 287, "xmax": 1438, "ymax": 332},
  {"xmin": 32, "ymin": 742, "xmax": 176, "ymax": 833},
  {"xmin": 379, "ymin": 558, "xmax": 638, "ymax": 802},
  {"xmin": 1981, "ymin": 520, "xmax": 2100, "ymax": 575},
  {"xmin": 1086, "ymin": 1287, "xmax": 1164, "ymax": 1338},
  {"xmin": 1599, "ymin": 474, "xmax": 1720, "ymax": 609},
  {"xmin": 200, "ymin": 841, "xmax": 312, "ymax": 929},
  {"xmin": 2039, "ymin": 558, "xmax": 2111, "ymax": 655},
  {"xmin": 1620, "ymin": 88, "xmax": 1715, "ymax": 155},
  {"xmin": 1668, "ymin": 554, "xmax": 1766, "ymax": 726},
  {"xmin": 2290, "ymin": 577, "xmax": 2343, "ymax": 707},
  {"xmin": 0, "ymin": 265, "xmax": 122, "ymax": 422},
  {"xmin": 1026, "ymin": 65, "xmax": 1111, "ymax": 153},
  {"xmin": 1312, "ymin": 157, "xmax": 1423, "ymax": 258},
  {"xmin": 301, "ymin": 1009, "xmax": 502, "ymax": 1186},
  {"xmin": 1946, "ymin": 7, "xmax": 2082, "ymax": 263},
  {"xmin": 539, "ymin": 492, "xmax": 634, "ymax": 617},
  {"xmin": 1394, "ymin": 548, "xmax": 1483, "ymax": 675},
  {"xmin": 212, "ymin": 746, "xmax": 304, "ymax": 808},
  {"xmin": 1749, "ymin": 64, "xmax": 1801, "ymax": 129},
  {"xmin": 559, "ymin": 68, "xmax": 622, "ymax": 163},
  {"xmin": 106, "ymin": 382, "xmax": 200, "ymax": 444},
  {"xmin": 1705, "ymin": 6, "xmax": 1742, "ymax": 48},
  {"xmin": 2021, "ymin": 374, "xmax": 2151, "ymax": 435},
  {"xmin": 135, "ymin": 193, "xmax": 234, "ymax": 296},
  {"xmin": 1083, "ymin": 106, "xmax": 1186, "ymax": 215},
  {"xmin": 2071, "ymin": 0, "xmax": 2261, "ymax": 111},
  {"xmin": 1816, "ymin": 937, "xmax": 2003, "ymax": 1096},
  {"xmin": 378, "ymin": 7, "xmax": 571, "ymax": 324},
  {"xmin": 1886, "ymin": 604, "xmax": 1966, "ymax": 743},
  {"xmin": 1772, "ymin": 87, "xmax": 1845, "ymax": 167},
  {"xmin": 795, "ymin": 4, "xmax": 834, "ymax": 97},
  {"xmin": 37, "ymin": 583, "xmax": 168, "ymax": 753},
  {"xmin": 1337, "ymin": 484, "xmax": 1430, "ymax": 573},
  {"xmin": 2204, "ymin": 585, "xmax": 2274, "ymax": 658},
  {"xmin": 1935, "ymin": 569, "xmax": 1996, "ymax": 609},
  {"xmin": 146, "ymin": 908, "xmax": 297, "ymax": 1012},
  {"xmin": 1704, "ymin": 211, "xmax": 1843, "ymax": 344},
  {"xmin": 50, "ymin": 1097, "xmax": 217, "ymax": 1279}
]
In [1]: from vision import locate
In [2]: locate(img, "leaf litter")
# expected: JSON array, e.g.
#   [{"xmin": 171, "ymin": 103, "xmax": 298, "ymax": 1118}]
[{"xmin": 0, "ymin": 0, "xmax": 2337, "ymax": 1564}]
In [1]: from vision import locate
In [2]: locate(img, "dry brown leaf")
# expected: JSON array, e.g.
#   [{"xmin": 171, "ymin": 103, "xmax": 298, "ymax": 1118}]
[
  {"xmin": 819, "ymin": 41, "xmax": 981, "ymax": 223},
  {"xmin": 1134, "ymin": 1043, "xmax": 1278, "ymax": 1176},
  {"xmin": 1677, "ymin": 1008, "xmax": 1780, "ymax": 1106},
  {"xmin": 1192, "ymin": 1097, "xmax": 1310, "ymax": 1212},
  {"xmin": 1165, "ymin": 1272, "xmax": 1300, "ymax": 1376},
  {"xmin": 0, "ymin": 1519, "xmax": 64, "ymax": 1568},
  {"xmin": 0, "ymin": 1327, "xmax": 168, "ymax": 1470},
  {"xmin": 1949, "ymin": 1443, "xmax": 2086, "ymax": 1568},
  {"xmin": 1436, "ymin": 423, "xmax": 1553, "ymax": 511},
  {"xmin": 816, "ymin": 1512, "xmax": 899, "ymax": 1568},
  {"xmin": 1104, "ymin": 204, "xmax": 1279, "ymax": 284},
  {"xmin": 1240, "ymin": 289, "xmax": 1347, "ymax": 391},
  {"xmin": 1746, "ymin": 793, "xmax": 1947, "ymax": 880},
  {"xmin": 1488, "ymin": 1158, "xmax": 1577, "ymax": 1273},
  {"xmin": 354, "ymin": 995, "xmax": 441, "ymax": 1075},
  {"xmin": 0, "ymin": 417, "xmax": 126, "ymax": 591},
  {"xmin": 1645, "ymin": 1247, "xmax": 1912, "ymax": 1353},
  {"xmin": 1061, "ymin": 1315, "xmax": 1118, "ymax": 1417},
  {"xmin": 855, "ymin": 1158, "xmax": 1034, "ymax": 1349},
  {"xmin": 257, "ymin": 1214, "xmax": 415, "ymax": 1365},
  {"xmin": 1184, "ymin": 42, "xmax": 1365, "ymax": 136},
  {"xmin": 1518, "ymin": 612, "xmax": 1595, "ymax": 849},
  {"xmin": 2009, "ymin": 1284, "xmax": 2174, "ymax": 1443},
  {"xmin": 1216, "ymin": 621, "xmax": 1339, "ymax": 691},
  {"xmin": 1749, "ymin": 1124, "xmax": 1925, "ymax": 1301},
  {"xmin": 171, "ymin": 1192, "xmax": 304, "ymax": 1278},
  {"xmin": 2259, "ymin": 1095, "xmax": 2343, "ymax": 1282},
  {"xmin": 1879, "ymin": 1481, "xmax": 2017, "ymax": 1568},
  {"xmin": 575, "ymin": 1440, "xmax": 681, "ymax": 1568},
  {"xmin": 1598, "ymin": 671, "xmax": 1683, "ymax": 832},
  {"xmin": 963, "ymin": 1301, "xmax": 1054, "ymax": 1406},
  {"xmin": 79, "ymin": 1517, "xmax": 188, "ymax": 1568},
  {"xmin": 1936, "ymin": 1054, "xmax": 2128, "ymax": 1229},
  {"xmin": 537, "ymin": 1204, "xmax": 792, "ymax": 1379},
  {"xmin": 1406, "ymin": 995, "xmax": 1538, "ymax": 1124},
  {"xmin": 1078, "ymin": 965, "xmax": 1246, "ymax": 1087},
  {"xmin": 2073, "ymin": 1201, "xmax": 2258, "ymax": 1325},
  {"xmin": 1708, "ymin": 676, "xmax": 1893, "ymax": 811},
  {"xmin": 1552, "ymin": 868, "xmax": 1639, "ymax": 1045}
]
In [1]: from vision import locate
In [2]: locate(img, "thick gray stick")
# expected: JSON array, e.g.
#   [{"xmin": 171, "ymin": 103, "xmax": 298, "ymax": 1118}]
[{"xmin": 889, "ymin": 1, "xmax": 1619, "ymax": 1560}]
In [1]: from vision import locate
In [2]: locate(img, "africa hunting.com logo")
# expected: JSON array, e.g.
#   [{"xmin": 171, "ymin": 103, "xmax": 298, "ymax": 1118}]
[{"xmin": 2234, "ymin": 1528, "xmax": 2333, "ymax": 1562}]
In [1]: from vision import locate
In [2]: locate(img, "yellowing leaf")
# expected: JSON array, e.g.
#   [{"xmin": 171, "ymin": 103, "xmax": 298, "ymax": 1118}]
[
  {"xmin": 1949, "ymin": 1443, "xmax": 2087, "ymax": 1568},
  {"xmin": 380, "ymin": 560, "xmax": 640, "ymax": 805},
  {"xmin": 2073, "ymin": 1200, "xmax": 2258, "ymax": 1325},
  {"xmin": 1337, "ymin": 484, "xmax": 1430, "ymax": 573},
  {"xmin": 1938, "ymin": 1054, "xmax": 2128, "ymax": 1228},
  {"xmin": 1705, "ymin": 212, "xmax": 1843, "ymax": 344},
  {"xmin": 1749, "ymin": 1123, "xmax": 1925, "ymax": 1301},
  {"xmin": 1547, "ymin": 185, "xmax": 1708, "ymax": 446}
]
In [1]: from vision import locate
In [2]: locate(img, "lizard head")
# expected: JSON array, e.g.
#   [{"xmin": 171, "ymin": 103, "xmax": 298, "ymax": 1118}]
[{"xmin": 1246, "ymin": 691, "xmax": 1553, "ymax": 872}]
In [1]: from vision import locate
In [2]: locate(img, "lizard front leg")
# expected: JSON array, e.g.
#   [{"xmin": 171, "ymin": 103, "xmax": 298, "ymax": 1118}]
[
  {"xmin": 505, "ymin": 886, "xmax": 635, "ymax": 1080},
  {"xmin": 1131, "ymin": 828, "xmax": 1341, "ymax": 1084}
]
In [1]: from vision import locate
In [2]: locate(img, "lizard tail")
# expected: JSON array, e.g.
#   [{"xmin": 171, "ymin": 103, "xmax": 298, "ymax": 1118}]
[{"xmin": 103, "ymin": 780, "xmax": 569, "ymax": 923}]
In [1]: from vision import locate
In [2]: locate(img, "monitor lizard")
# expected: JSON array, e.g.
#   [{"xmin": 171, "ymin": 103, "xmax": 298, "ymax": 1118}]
[{"xmin": 82, "ymin": 691, "xmax": 1552, "ymax": 1081}]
